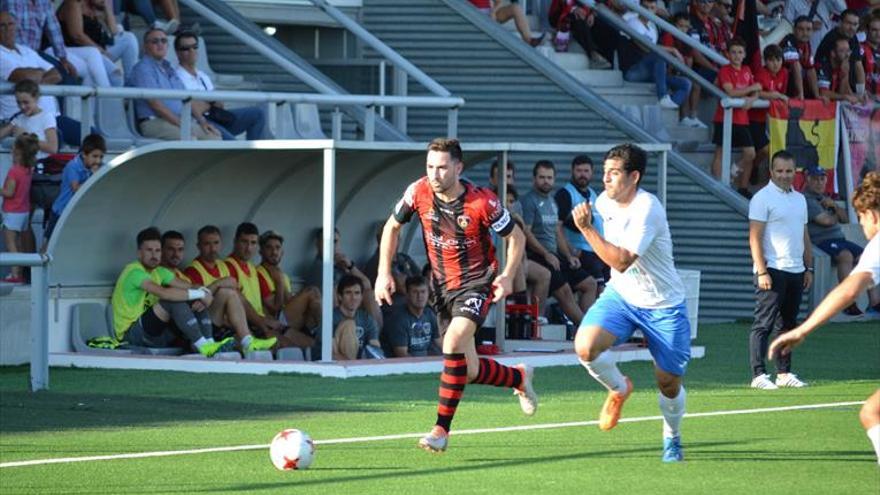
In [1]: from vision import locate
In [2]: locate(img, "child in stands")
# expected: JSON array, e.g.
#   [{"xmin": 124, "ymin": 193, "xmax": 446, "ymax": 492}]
[
  {"xmin": 1, "ymin": 133, "xmax": 39, "ymax": 284},
  {"xmin": 0, "ymin": 80, "xmax": 58, "ymax": 160}
]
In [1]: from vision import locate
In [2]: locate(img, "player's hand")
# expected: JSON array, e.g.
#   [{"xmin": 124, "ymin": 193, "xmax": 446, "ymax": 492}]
[
  {"xmin": 768, "ymin": 328, "xmax": 806, "ymax": 359},
  {"xmin": 491, "ymin": 272, "xmax": 514, "ymax": 303},
  {"xmin": 198, "ymin": 288, "xmax": 213, "ymax": 308},
  {"xmin": 803, "ymin": 270, "xmax": 813, "ymax": 290},
  {"xmin": 191, "ymin": 300, "xmax": 206, "ymax": 312},
  {"xmin": 567, "ymin": 255, "xmax": 581, "ymax": 269},
  {"xmin": 572, "ymin": 202, "xmax": 593, "ymax": 231},
  {"xmin": 544, "ymin": 252, "xmax": 561, "ymax": 271},
  {"xmin": 264, "ymin": 316, "xmax": 284, "ymax": 332},
  {"xmin": 756, "ymin": 272, "xmax": 771, "ymax": 290},
  {"xmin": 374, "ymin": 272, "xmax": 396, "ymax": 306}
]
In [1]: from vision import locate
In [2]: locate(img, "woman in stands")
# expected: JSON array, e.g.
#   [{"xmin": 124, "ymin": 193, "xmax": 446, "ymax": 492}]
[
  {"xmin": 58, "ymin": 0, "xmax": 140, "ymax": 86},
  {"xmin": 769, "ymin": 171, "xmax": 880, "ymax": 466}
]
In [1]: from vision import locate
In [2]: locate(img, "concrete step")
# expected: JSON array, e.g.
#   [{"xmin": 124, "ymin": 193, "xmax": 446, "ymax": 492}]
[
  {"xmin": 540, "ymin": 49, "xmax": 591, "ymax": 71},
  {"xmin": 567, "ymin": 69, "xmax": 623, "ymax": 87},
  {"xmin": 501, "ymin": 14, "xmax": 542, "ymax": 33}
]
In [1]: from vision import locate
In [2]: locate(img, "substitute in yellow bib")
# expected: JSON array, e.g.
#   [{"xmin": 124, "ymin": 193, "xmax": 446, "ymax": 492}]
[{"xmin": 226, "ymin": 222, "xmax": 285, "ymax": 337}]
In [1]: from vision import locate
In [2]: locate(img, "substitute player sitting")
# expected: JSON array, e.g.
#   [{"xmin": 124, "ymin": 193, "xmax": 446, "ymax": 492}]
[
  {"xmin": 376, "ymin": 138, "xmax": 537, "ymax": 454},
  {"xmin": 572, "ymin": 143, "xmax": 691, "ymax": 463}
]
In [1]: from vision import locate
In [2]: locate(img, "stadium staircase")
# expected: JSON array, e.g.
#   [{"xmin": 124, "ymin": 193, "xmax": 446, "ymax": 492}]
[{"xmin": 360, "ymin": 0, "xmax": 759, "ymax": 321}]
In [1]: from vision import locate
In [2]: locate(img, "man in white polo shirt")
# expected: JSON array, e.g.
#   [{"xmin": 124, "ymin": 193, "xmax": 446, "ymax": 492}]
[{"xmin": 748, "ymin": 150, "xmax": 814, "ymax": 390}]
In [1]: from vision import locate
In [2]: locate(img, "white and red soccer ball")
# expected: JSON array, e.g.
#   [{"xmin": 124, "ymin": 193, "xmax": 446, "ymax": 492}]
[{"xmin": 269, "ymin": 429, "xmax": 315, "ymax": 471}]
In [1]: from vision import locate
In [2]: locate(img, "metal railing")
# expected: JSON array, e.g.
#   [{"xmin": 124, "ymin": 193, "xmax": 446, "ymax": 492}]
[
  {"xmin": 0, "ymin": 82, "xmax": 464, "ymax": 142},
  {"xmin": 0, "ymin": 253, "xmax": 50, "ymax": 392}
]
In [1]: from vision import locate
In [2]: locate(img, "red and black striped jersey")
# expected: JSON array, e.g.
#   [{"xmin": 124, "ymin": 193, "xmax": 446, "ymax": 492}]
[{"xmin": 393, "ymin": 177, "xmax": 514, "ymax": 293}]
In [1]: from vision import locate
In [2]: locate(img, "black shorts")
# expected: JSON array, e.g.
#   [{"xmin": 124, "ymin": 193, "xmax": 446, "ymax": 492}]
[
  {"xmin": 125, "ymin": 305, "xmax": 175, "ymax": 347},
  {"xmin": 527, "ymin": 250, "xmax": 592, "ymax": 293},
  {"xmin": 749, "ymin": 121, "xmax": 769, "ymax": 150},
  {"xmin": 578, "ymin": 250, "xmax": 610, "ymax": 285},
  {"xmin": 432, "ymin": 286, "xmax": 492, "ymax": 327},
  {"xmin": 713, "ymin": 122, "xmax": 754, "ymax": 148}
]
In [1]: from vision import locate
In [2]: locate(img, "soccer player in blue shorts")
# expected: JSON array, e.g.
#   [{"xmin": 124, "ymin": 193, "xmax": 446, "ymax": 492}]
[{"xmin": 571, "ymin": 143, "xmax": 691, "ymax": 462}]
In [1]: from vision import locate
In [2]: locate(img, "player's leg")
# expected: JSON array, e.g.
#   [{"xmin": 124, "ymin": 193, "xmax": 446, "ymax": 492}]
[
  {"xmin": 574, "ymin": 287, "xmax": 636, "ymax": 430},
  {"xmin": 860, "ymin": 389, "xmax": 880, "ymax": 465},
  {"xmin": 332, "ymin": 319, "xmax": 359, "ymax": 360},
  {"xmin": 280, "ymin": 287, "xmax": 320, "ymax": 348}
]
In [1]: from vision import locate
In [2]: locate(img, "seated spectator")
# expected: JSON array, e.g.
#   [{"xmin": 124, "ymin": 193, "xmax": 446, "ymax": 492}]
[
  {"xmin": 554, "ymin": 154, "xmax": 610, "ymax": 290},
  {"xmin": 748, "ymin": 44, "xmax": 790, "ymax": 189},
  {"xmin": 817, "ymin": 32, "xmax": 863, "ymax": 103},
  {"xmin": 58, "ymin": 0, "xmax": 139, "ymax": 86},
  {"xmin": 43, "ymin": 132, "xmax": 105, "ymax": 242},
  {"xmin": 0, "ymin": 80, "xmax": 58, "ymax": 159},
  {"xmin": 113, "ymin": 0, "xmax": 180, "ymax": 34},
  {"xmin": 861, "ymin": 14, "xmax": 880, "ymax": 101},
  {"xmin": 661, "ymin": 13, "xmax": 708, "ymax": 128},
  {"xmin": 173, "ymin": 31, "xmax": 271, "ymax": 140},
  {"xmin": 620, "ymin": 0, "xmax": 692, "ymax": 110},
  {"xmin": 363, "ymin": 221, "xmax": 421, "ymax": 309},
  {"xmin": 256, "ymin": 230, "xmax": 320, "ymax": 350},
  {"xmin": 468, "ymin": 0, "xmax": 544, "ymax": 46},
  {"xmin": 710, "ymin": 37, "xmax": 761, "ymax": 197},
  {"xmin": 489, "ymin": 158, "xmax": 523, "ymax": 216},
  {"xmin": 689, "ymin": 0, "xmax": 730, "ymax": 58},
  {"xmin": 159, "ymin": 229, "xmax": 275, "ymax": 353},
  {"xmin": 591, "ymin": 0, "xmax": 625, "ymax": 67},
  {"xmin": 224, "ymin": 222, "xmax": 286, "ymax": 341},
  {"xmin": 111, "ymin": 227, "xmax": 235, "ymax": 356},
  {"xmin": 127, "ymin": 28, "xmax": 221, "ymax": 140},
  {"xmin": 305, "ymin": 226, "xmax": 383, "ymax": 327},
  {"xmin": 384, "ymin": 275, "xmax": 441, "ymax": 358},
  {"xmin": 815, "ymin": 9, "xmax": 866, "ymax": 95},
  {"xmin": 548, "ymin": 0, "xmax": 611, "ymax": 68},
  {"xmin": 521, "ymin": 160, "xmax": 596, "ymax": 324},
  {"xmin": 318, "ymin": 274, "xmax": 381, "ymax": 361},
  {"xmin": 780, "ymin": 16, "xmax": 819, "ymax": 99},
  {"xmin": 1, "ymin": 133, "xmax": 37, "ymax": 284},
  {"xmin": 803, "ymin": 166, "xmax": 880, "ymax": 316},
  {"xmin": 782, "ymin": 0, "xmax": 842, "ymax": 54}
]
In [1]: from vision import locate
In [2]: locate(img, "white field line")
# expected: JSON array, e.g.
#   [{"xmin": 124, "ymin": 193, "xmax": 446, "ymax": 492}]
[{"xmin": 0, "ymin": 400, "xmax": 863, "ymax": 469}]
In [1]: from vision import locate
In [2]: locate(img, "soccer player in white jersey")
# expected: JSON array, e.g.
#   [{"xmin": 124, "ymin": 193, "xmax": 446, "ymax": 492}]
[
  {"xmin": 769, "ymin": 171, "xmax": 880, "ymax": 466},
  {"xmin": 571, "ymin": 143, "xmax": 691, "ymax": 463}
]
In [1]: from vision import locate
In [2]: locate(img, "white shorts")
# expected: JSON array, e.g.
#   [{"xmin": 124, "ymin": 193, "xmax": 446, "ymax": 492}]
[{"xmin": 1, "ymin": 211, "xmax": 30, "ymax": 232}]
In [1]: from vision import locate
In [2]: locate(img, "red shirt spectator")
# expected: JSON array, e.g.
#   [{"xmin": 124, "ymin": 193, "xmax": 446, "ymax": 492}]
[
  {"xmin": 713, "ymin": 63, "xmax": 755, "ymax": 125},
  {"xmin": 817, "ymin": 60, "xmax": 844, "ymax": 93},
  {"xmin": 749, "ymin": 66, "xmax": 789, "ymax": 123},
  {"xmin": 660, "ymin": 31, "xmax": 693, "ymax": 64},
  {"xmin": 780, "ymin": 34, "xmax": 814, "ymax": 71}
]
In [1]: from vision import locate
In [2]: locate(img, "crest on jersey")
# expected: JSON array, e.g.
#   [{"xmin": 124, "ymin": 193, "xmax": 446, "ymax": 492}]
[{"xmin": 456, "ymin": 215, "xmax": 471, "ymax": 229}]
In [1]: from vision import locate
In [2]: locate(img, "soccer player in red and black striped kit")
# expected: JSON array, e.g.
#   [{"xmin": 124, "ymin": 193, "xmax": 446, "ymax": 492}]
[{"xmin": 376, "ymin": 138, "xmax": 537, "ymax": 453}]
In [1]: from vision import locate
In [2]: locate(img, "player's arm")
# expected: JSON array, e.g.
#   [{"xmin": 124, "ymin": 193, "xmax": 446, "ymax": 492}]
[
  {"xmin": 556, "ymin": 222, "xmax": 580, "ymax": 268},
  {"xmin": 572, "ymin": 203, "xmax": 638, "ymax": 273},
  {"xmin": 803, "ymin": 228, "xmax": 813, "ymax": 290},
  {"xmin": 805, "ymin": 67, "xmax": 819, "ymax": 99},
  {"xmin": 492, "ymin": 223, "xmax": 525, "ymax": 302},
  {"xmin": 141, "ymin": 279, "xmax": 208, "ymax": 303},
  {"xmin": 376, "ymin": 215, "xmax": 403, "ymax": 305}
]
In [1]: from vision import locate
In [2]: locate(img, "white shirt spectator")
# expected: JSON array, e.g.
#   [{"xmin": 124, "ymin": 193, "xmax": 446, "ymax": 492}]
[
  {"xmin": 748, "ymin": 183, "xmax": 808, "ymax": 273},
  {"xmin": 852, "ymin": 235, "xmax": 879, "ymax": 287},
  {"xmin": 623, "ymin": 12, "xmax": 658, "ymax": 45},
  {"xmin": 595, "ymin": 188, "xmax": 685, "ymax": 308},
  {"xmin": 11, "ymin": 108, "xmax": 56, "ymax": 159},
  {"xmin": 0, "ymin": 43, "xmax": 59, "ymax": 119},
  {"xmin": 175, "ymin": 65, "xmax": 214, "ymax": 91}
]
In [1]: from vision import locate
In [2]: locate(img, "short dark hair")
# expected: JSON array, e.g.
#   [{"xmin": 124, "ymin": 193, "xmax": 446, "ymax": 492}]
[
  {"xmin": 770, "ymin": 149, "xmax": 795, "ymax": 168},
  {"xmin": 840, "ymin": 8, "xmax": 859, "ymax": 21},
  {"xmin": 763, "ymin": 44, "xmax": 783, "ymax": 61},
  {"xmin": 793, "ymin": 15, "xmax": 812, "ymax": 27},
  {"xmin": 81, "ymin": 133, "xmax": 106, "ymax": 155},
  {"xmin": 490, "ymin": 159, "xmax": 516, "ymax": 179},
  {"xmin": 336, "ymin": 274, "xmax": 363, "ymax": 295},
  {"xmin": 672, "ymin": 12, "xmax": 690, "ymax": 25},
  {"xmin": 259, "ymin": 230, "xmax": 284, "ymax": 248},
  {"xmin": 831, "ymin": 31, "xmax": 851, "ymax": 48},
  {"xmin": 533, "ymin": 160, "xmax": 555, "ymax": 177},
  {"xmin": 197, "ymin": 225, "xmax": 221, "ymax": 240},
  {"xmin": 314, "ymin": 226, "xmax": 340, "ymax": 243},
  {"xmin": 173, "ymin": 31, "xmax": 198, "ymax": 51},
  {"xmin": 571, "ymin": 154, "xmax": 593, "ymax": 169},
  {"xmin": 161, "ymin": 230, "xmax": 184, "ymax": 247},
  {"xmin": 405, "ymin": 275, "xmax": 428, "ymax": 291},
  {"xmin": 137, "ymin": 227, "xmax": 161, "ymax": 248},
  {"xmin": 234, "ymin": 222, "xmax": 259, "ymax": 240},
  {"xmin": 13, "ymin": 79, "xmax": 39, "ymax": 97},
  {"xmin": 142, "ymin": 27, "xmax": 164, "ymax": 43},
  {"xmin": 728, "ymin": 36, "xmax": 747, "ymax": 50},
  {"xmin": 427, "ymin": 138, "xmax": 463, "ymax": 163},
  {"xmin": 605, "ymin": 143, "xmax": 647, "ymax": 184}
]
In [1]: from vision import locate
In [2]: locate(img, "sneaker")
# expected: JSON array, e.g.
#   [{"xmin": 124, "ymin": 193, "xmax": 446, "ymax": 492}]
[
  {"xmin": 775, "ymin": 373, "xmax": 807, "ymax": 388},
  {"xmin": 536, "ymin": 316, "xmax": 549, "ymax": 325},
  {"xmin": 199, "ymin": 337, "xmax": 234, "ymax": 357},
  {"xmin": 680, "ymin": 116, "xmax": 708, "ymax": 129},
  {"xmin": 529, "ymin": 33, "xmax": 546, "ymax": 47},
  {"xmin": 750, "ymin": 373, "xmax": 778, "ymax": 390},
  {"xmin": 658, "ymin": 95, "xmax": 679, "ymax": 109},
  {"xmin": 843, "ymin": 304, "xmax": 864, "ymax": 317},
  {"xmin": 662, "ymin": 436, "xmax": 684, "ymax": 463},
  {"xmin": 513, "ymin": 363, "xmax": 538, "ymax": 416},
  {"xmin": 418, "ymin": 425, "xmax": 448, "ymax": 453},
  {"xmin": 590, "ymin": 53, "xmax": 612, "ymax": 69},
  {"xmin": 246, "ymin": 336, "xmax": 277, "ymax": 353},
  {"xmin": 165, "ymin": 18, "xmax": 180, "ymax": 34},
  {"xmin": 598, "ymin": 376, "xmax": 633, "ymax": 431},
  {"xmin": 553, "ymin": 33, "xmax": 570, "ymax": 52}
]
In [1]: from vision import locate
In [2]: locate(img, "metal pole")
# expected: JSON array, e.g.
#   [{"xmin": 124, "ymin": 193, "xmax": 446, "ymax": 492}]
[
  {"xmin": 180, "ymin": 100, "xmax": 192, "ymax": 141},
  {"xmin": 332, "ymin": 107, "xmax": 342, "ymax": 140},
  {"xmin": 392, "ymin": 67, "xmax": 407, "ymax": 134},
  {"xmin": 364, "ymin": 105, "xmax": 375, "ymax": 141},
  {"xmin": 658, "ymin": 150, "xmax": 668, "ymax": 208},
  {"xmin": 321, "ymin": 147, "xmax": 336, "ymax": 363},
  {"xmin": 30, "ymin": 263, "xmax": 49, "ymax": 391},
  {"xmin": 447, "ymin": 107, "xmax": 458, "ymax": 139},
  {"xmin": 839, "ymin": 111, "xmax": 857, "ymax": 222},
  {"xmin": 721, "ymin": 107, "xmax": 733, "ymax": 187},
  {"xmin": 378, "ymin": 60, "xmax": 386, "ymax": 119},
  {"xmin": 495, "ymin": 150, "xmax": 508, "ymax": 350},
  {"xmin": 80, "ymin": 96, "xmax": 92, "ymax": 144}
]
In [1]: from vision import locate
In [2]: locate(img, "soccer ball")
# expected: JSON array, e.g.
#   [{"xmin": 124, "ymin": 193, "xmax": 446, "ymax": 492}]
[{"xmin": 269, "ymin": 429, "xmax": 315, "ymax": 471}]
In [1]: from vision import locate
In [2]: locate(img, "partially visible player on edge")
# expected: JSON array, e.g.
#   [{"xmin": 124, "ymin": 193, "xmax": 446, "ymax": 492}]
[
  {"xmin": 769, "ymin": 171, "xmax": 880, "ymax": 466},
  {"xmin": 571, "ymin": 143, "xmax": 691, "ymax": 463},
  {"xmin": 375, "ymin": 138, "xmax": 536, "ymax": 453}
]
